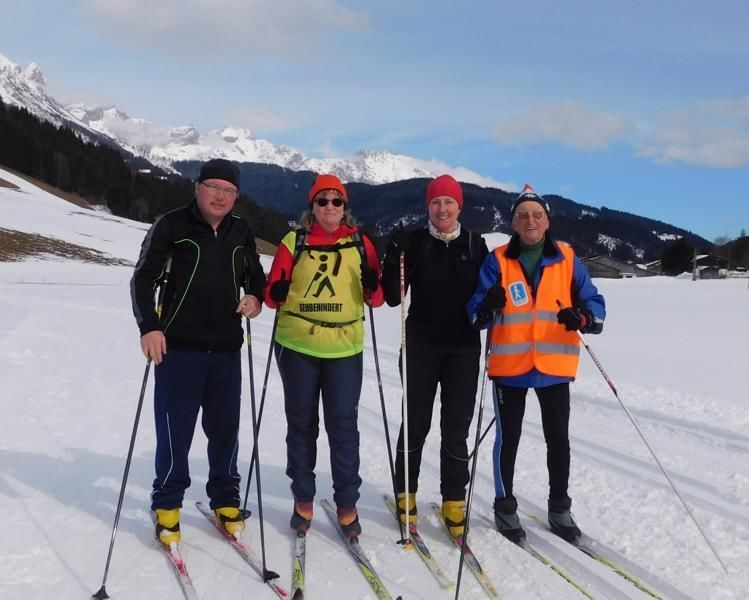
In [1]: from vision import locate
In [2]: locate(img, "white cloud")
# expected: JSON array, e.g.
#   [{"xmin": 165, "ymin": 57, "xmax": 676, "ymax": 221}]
[
  {"xmin": 80, "ymin": 0, "xmax": 369, "ymax": 58},
  {"xmin": 493, "ymin": 101, "xmax": 633, "ymax": 150},
  {"xmin": 315, "ymin": 140, "xmax": 341, "ymax": 159},
  {"xmin": 407, "ymin": 158, "xmax": 517, "ymax": 191},
  {"xmin": 222, "ymin": 105, "xmax": 297, "ymax": 132},
  {"xmin": 638, "ymin": 97, "xmax": 749, "ymax": 168}
]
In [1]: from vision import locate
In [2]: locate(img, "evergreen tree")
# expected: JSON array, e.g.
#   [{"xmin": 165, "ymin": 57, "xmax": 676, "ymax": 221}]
[
  {"xmin": 661, "ymin": 238, "xmax": 694, "ymax": 275},
  {"xmin": 0, "ymin": 98, "xmax": 289, "ymax": 244}
]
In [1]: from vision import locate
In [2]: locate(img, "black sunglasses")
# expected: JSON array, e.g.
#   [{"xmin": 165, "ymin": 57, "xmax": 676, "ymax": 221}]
[{"xmin": 315, "ymin": 197, "xmax": 346, "ymax": 207}]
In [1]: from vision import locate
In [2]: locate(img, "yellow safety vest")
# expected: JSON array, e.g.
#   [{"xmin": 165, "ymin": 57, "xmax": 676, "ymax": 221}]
[{"xmin": 275, "ymin": 231, "xmax": 366, "ymax": 358}]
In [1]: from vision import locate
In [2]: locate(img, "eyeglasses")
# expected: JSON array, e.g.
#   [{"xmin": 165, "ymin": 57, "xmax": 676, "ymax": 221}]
[
  {"xmin": 514, "ymin": 210, "xmax": 546, "ymax": 221},
  {"xmin": 200, "ymin": 182, "xmax": 238, "ymax": 198},
  {"xmin": 315, "ymin": 197, "xmax": 346, "ymax": 208}
]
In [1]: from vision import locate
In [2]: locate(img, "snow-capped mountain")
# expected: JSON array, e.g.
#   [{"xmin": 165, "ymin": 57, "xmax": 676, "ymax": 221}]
[
  {"xmin": 0, "ymin": 54, "xmax": 116, "ymax": 147},
  {"xmin": 67, "ymin": 101, "xmax": 508, "ymax": 187},
  {"xmin": 0, "ymin": 51, "xmax": 511, "ymax": 187}
]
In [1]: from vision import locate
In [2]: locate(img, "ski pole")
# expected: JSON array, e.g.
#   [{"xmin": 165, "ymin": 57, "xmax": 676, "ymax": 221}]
[
  {"xmin": 556, "ymin": 300, "xmax": 729, "ymax": 575},
  {"xmin": 467, "ymin": 417, "xmax": 496, "ymax": 461},
  {"xmin": 399, "ymin": 252, "xmax": 412, "ymax": 545},
  {"xmin": 455, "ymin": 322, "xmax": 494, "ymax": 600},
  {"xmin": 241, "ymin": 309, "xmax": 279, "ymax": 514},
  {"xmin": 93, "ymin": 256, "xmax": 172, "ymax": 600},
  {"xmin": 244, "ymin": 317, "xmax": 279, "ymax": 582},
  {"xmin": 369, "ymin": 301, "xmax": 406, "ymax": 542}
]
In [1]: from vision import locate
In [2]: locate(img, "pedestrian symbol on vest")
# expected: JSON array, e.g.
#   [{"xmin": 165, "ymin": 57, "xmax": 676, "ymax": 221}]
[
  {"xmin": 303, "ymin": 253, "xmax": 337, "ymax": 299},
  {"xmin": 508, "ymin": 281, "xmax": 529, "ymax": 306}
]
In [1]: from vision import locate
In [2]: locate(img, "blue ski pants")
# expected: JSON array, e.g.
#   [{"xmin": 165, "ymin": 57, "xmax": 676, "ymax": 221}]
[
  {"xmin": 151, "ymin": 349, "xmax": 242, "ymax": 511},
  {"xmin": 274, "ymin": 343, "xmax": 363, "ymax": 509}
]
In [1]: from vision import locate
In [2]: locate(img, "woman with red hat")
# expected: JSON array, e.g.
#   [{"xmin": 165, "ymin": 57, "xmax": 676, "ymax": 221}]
[
  {"xmin": 381, "ymin": 173, "xmax": 488, "ymax": 538},
  {"xmin": 264, "ymin": 174, "xmax": 384, "ymax": 538}
]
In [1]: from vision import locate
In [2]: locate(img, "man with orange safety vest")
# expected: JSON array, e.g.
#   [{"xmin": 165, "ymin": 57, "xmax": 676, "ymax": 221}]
[{"xmin": 466, "ymin": 184, "xmax": 605, "ymax": 545}]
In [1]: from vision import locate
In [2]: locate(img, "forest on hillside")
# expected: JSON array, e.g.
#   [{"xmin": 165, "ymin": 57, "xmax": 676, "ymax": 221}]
[{"xmin": 0, "ymin": 98, "xmax": 290, "ymax": 244}]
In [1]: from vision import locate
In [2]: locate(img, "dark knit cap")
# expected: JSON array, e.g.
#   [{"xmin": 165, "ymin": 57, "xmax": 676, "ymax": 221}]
[
  {"xmin": 198, "ymin": 158, "xmax": 240, "ymax": 189},
  {"xmin": 510, "ymin": 184, "xmax": 550, "ymax": 217}
]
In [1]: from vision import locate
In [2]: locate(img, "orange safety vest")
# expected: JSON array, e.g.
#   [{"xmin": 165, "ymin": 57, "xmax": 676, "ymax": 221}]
[{"xmin": 488, "ymin": 242, "xmax": 581, "ymax": 378}]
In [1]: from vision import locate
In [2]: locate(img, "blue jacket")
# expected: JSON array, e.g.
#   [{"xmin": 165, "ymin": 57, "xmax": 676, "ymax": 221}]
[{"xmin": 466, "ymin": 234, "xmax": 605, "ymax": 388}]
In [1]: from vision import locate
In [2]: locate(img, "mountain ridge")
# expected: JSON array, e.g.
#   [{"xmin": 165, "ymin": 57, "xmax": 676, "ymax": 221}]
[{"xmin": 0, "ymin": 50, "xmax": 712, "ymax": 262}]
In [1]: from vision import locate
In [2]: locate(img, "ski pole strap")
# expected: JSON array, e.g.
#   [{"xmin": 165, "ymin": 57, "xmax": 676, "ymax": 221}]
[{"xmin": 155, "ymin": 255, "xmax": 173, "ymax": 321}]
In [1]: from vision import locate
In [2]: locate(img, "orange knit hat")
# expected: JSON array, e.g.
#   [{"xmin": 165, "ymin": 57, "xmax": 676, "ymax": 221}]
[{"xmin": 308, "ymin": 174, "xmax": 348, "ymax": 204}]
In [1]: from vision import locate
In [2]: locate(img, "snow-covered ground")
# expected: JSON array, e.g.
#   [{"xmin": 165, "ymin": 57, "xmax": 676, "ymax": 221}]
[{"xmin": 1, "ymin": 168, "xmax": 748, "ymax": 599}]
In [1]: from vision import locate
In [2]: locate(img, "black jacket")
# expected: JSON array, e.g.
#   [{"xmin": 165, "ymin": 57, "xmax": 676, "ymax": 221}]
[
  {"xmin": 381, "ymin": 228, "xmax": 488, "ymax": 348},
  {"xmin": 130, "ymin": 201, "xmax": 266, "ymax": 352}
]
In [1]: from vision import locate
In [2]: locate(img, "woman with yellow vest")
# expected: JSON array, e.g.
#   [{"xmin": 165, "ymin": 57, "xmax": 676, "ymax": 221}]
[
  {"xmin": 264, "ymin": 174, "xmax": 384, "ymax": 538},
  {"xmin": 466, "ymin": 184, "xmax": 605, "ymax": 545}
]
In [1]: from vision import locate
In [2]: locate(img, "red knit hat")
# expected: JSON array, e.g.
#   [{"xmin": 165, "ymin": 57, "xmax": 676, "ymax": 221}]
[
  {"xmin": 308, "ymin": 174, "xmax": 348, "ymax": 204},
  {"xmin": 426, "ymin": 174, "xmax": 463, "ymax": 209}
]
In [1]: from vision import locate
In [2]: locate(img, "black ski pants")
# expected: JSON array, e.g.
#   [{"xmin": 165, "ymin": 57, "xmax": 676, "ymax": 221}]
[
  {"xmin": 395, "ymin": 342, "xmax": 480, "ymax": 501},
  {"xmin": 492, "ymin": 382, "xmax": 571, "ymax": 506}
]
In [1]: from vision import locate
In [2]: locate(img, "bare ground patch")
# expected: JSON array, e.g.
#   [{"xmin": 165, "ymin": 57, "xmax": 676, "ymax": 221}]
[
  {"xmin": 256, "ymin": 238, "xmax": 277, "ymax": 257},
  {"xmin": 0, "ymin": 228, "xmax": 133, "ymax": 266},
  {"xmin": 0, "ymin": 167, "xmax": 92, "ymax": 208},
  {"xmin": 0, "ymin": 177, "xmax": 20, "ymax": 190}
]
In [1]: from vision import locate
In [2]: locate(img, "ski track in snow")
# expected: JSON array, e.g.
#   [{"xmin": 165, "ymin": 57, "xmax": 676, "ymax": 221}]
[{"xmin": 2, "ymin": 278, "xmax": 747, "ymax": 600}]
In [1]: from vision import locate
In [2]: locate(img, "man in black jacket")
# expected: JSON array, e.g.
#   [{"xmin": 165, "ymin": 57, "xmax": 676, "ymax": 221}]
[{"xmin": 130, "ymin": 158, "xmax": 266, "ymax": 545}]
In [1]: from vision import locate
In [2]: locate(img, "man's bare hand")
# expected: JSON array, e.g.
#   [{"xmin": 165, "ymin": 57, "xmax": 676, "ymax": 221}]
[
  {"xmin": 140, "ymin": 330, "xmax": 167, "ymax": 364},
  {"xmin": 236, "ymin": 294, "xmax": 262, "ymax": 319}
]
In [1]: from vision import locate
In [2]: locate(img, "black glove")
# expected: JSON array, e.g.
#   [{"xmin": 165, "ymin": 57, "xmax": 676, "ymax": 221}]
[
  {"xmin": 269, "ymin": 276, "xmax": 290, "ymax": 303},
  {"xmin": 390, "ymin": 229, "xmax": 411, "ymax": 253},
  {"xmin": 557, "ymin": 307, "xmax": 591, "ymax": 331},
  {"xmin": 476, "ymin": 285, "xmax": 506, "ymax": 324},
  {"xmin": 482, "ymin": 285, "xmax": 507, "ymax": 312},
  {"xmin": 361, "ymin": 264, "xmax": 379, "ymax": 293},
  {"xmin": 384, "ymin": 229, "xmax": 411, "ymax": 265}
]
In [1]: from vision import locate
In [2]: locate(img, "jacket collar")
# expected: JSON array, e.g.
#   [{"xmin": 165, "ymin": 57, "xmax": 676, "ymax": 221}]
[
  {"xmin": 505, "ymin": 232, "xmax": 560, "ymax": 261},
  {"xmin": 189, "ymin": 200, "xmax": 235, "ymax": 233},
  {"xmin": 308, "ymin": 222, "xmax": 357, "ymax": 240}
]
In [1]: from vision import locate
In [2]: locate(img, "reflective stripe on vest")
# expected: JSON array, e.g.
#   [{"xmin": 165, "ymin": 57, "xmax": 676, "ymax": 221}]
[{"xmin": 488, "ymin": 242, "xmax": 581, "ymax": 378}]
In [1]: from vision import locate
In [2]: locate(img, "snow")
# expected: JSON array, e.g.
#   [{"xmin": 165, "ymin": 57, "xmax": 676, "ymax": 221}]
[
  {"xmin": 653, "ymin": 232, "xmax": 682, "ymax": 242},
  {"xmin": 597, "ymin": 234, "xmax": 620, "ymax": 252},
  {"xmin": 1, "ymin": 167, "xmax": 748, "ymax": 600}
]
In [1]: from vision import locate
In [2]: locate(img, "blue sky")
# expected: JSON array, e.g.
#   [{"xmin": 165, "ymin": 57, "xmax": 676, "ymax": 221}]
[{"xmin": 3, "ymin": 0, "xmax": 748, "ymax": 240}]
